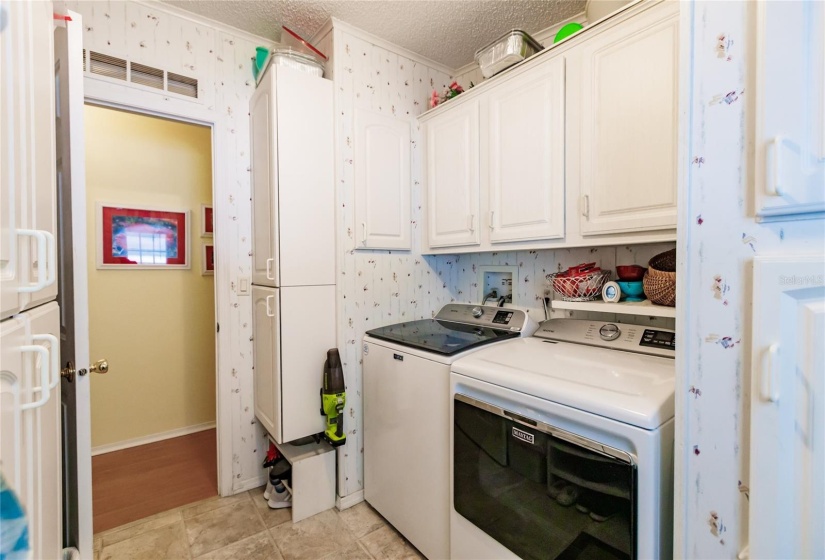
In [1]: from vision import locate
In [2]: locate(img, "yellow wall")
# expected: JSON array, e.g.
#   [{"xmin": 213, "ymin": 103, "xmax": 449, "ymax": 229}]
[{"xmin": 85, "ymin": 105, "xmax": 216, "ymax": 448}]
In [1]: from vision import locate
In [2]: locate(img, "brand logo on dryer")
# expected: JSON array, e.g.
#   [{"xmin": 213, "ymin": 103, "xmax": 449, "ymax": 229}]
[{"xmin": 511, "ymin": 427, "xmax": 535, "ymax": 445}]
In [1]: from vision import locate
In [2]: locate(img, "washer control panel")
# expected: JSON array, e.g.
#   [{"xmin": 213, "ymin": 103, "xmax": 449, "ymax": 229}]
[
  {"xmin": 434, "ymin": 303, "xmax": 535, "ymax": 333},
  {"xmin": 535, "ymin": 319, "xmax": 675, "ymax": 358}
]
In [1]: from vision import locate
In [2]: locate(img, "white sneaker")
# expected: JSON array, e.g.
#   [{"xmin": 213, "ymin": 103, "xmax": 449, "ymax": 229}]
[
  {"xmin": 263, "ymin": 480, "xmax": 274, "ymax": 500},
  {"xmin": 267, "ymin": 489, "xmax": 292, "ymax": 509}
]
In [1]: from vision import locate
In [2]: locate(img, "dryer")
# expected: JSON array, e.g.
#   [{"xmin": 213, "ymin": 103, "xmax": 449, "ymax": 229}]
[{"xmin": 450, "ymin": 319, "xmax": 676, "ymax": 560}]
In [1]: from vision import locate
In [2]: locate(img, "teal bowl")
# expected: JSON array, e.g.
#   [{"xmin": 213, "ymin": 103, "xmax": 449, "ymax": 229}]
[{"xmin": 617, "ymin": 281, "xmax": 645, "ymax": 302}]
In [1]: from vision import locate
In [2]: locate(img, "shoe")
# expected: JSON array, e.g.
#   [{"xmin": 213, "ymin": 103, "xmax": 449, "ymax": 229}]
[
  {"xmin": 267, "ymin": 489, "xmax": 292, "ymax": 510},
  {"xmin": 555, "ymin": 484, "xmax": 579, "ymax": 507},
  {"xmin": 587, "ymin": 494, "xmax": 624, "ymax": 522},
  {"xmin": 264, "ymin": 480, "xmax": 274, "ymax": 500},
  {"xmin": 547, "ymin": 479, "xmax": 568, "ymax": 499}
]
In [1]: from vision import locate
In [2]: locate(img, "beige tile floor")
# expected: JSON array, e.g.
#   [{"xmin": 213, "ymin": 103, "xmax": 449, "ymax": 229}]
[{"xmin": 93, "ymin": 486, "xmax": 426, "ymax": 560}]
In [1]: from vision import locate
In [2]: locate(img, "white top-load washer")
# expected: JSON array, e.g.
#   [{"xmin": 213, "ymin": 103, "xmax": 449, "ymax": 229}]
[
  {"xmin": 450, "ymin": 319, "xmax": 676, "ymax": 560},
  {"xmin": 363, "ymin": 304, "xmax": 538, "ymax": 560}
]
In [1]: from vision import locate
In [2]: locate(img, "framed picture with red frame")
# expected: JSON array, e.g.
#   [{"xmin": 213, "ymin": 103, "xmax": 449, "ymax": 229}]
[
  {"xmin": 202, "ymin": 244, "xmax": 214, "ymax": 276},
  {"xmin": 97, "ymin": 203, "xmax": 190, "ymax": 269},
  {"xmin": 201, "ymin": 204, "xmax": 213, "ymax": 237}
]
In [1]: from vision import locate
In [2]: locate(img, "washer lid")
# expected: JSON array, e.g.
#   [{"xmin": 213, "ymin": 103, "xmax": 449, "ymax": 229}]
[
  {"xmin": 365, "ymin": 318, "xmax": 519, "ymax": 356},
  {"xmin": 451, "ymin": 337, "xmax": 675, "ymax": 430}
]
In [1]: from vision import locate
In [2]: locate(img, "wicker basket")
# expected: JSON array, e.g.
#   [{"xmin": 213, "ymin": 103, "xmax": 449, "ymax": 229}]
[{"xmin": 643, "ymin": 249, "xmax": 676, "ymax": 306}]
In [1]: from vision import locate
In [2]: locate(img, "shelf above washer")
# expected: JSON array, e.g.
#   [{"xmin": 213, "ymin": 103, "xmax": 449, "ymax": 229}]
[{"xmin": 551, "ymin": 299, "xmax": 676, "ymax": 319}]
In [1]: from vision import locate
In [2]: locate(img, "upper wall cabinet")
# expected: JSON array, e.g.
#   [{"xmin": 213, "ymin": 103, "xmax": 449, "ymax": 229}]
[
  {"xmin": 754, "ymin": 0, "xmax": 825, "ymax": 222},
  {"xmin": 355, "ymin": 109, "xmax": 412, "ymax": 250},
  {"xmin": 487, "ymin": 57, "xmax": 565, "ymax": 243},
  {"xmin": 426, "ymin": 100, "xmax": 480, "ymax": 248},
  {"xmin": 577, "ymin": 2, "xmax": 679, "ymax": 235}
]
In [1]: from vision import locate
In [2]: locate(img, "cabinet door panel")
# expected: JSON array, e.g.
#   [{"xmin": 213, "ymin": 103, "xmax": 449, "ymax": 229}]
[
  {"xmin": 426, "ymin": 101, "xmax": 480, "ymax": 248},
  {"xmin": 354, "ymin": 109, "xmax": 411, "ymax": 250},
  {"xmin": 488, "ymin": 58, "xmax": 565, "ymax": 243},
  {"xmin": 252, "ymin": 285, "xmax": 281, "ymax": 441},
  {"xmin": 754, "ymin": 1, "xmax": 825, "ymax": 221},
  {"xmin": 579, "ymin": 3, "xmax": 679, "ymax": 235},
  {"xmin": 250, "ymin": 74, "xmax": 278, "ymax": 287}
]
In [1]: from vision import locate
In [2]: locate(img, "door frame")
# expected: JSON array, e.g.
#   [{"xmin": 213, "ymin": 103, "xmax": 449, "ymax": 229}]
[{"xmin": 82, "ymin": 79, "xmax": 232, "ymax": 496}]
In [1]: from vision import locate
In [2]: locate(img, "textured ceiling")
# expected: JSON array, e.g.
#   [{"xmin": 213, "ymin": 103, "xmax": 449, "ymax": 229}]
[{"xmin": 161, "ymin": 0, "xmax": 586, "ymax": 69}]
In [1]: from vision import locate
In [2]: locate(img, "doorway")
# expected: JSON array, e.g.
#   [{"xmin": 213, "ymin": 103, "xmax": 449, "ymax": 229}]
[{"xmin": 83, "ymin": 104, "xmax": 218, "ymax": 533}]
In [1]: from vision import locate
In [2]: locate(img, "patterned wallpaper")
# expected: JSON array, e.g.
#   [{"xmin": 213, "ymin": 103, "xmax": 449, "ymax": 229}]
[
  {"xmin": 681, "ymin": 2, "xmax": 825, "ymax": 557},
  {"xmin": 67, "ymin": 0, "xmax": 272, "ymax": 493}
]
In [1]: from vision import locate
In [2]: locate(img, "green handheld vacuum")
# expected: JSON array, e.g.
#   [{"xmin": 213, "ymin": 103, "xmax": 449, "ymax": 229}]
[{"xmin": 320, "ymin": 348, "xmax": 346, "ymax": 447}]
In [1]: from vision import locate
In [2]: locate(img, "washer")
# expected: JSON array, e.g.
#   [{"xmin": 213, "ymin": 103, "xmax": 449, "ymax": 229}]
[
  {"xmin": 450, "ymin": 319, "xmax": 675, "ymax": 560},
  {"xmin": 363, "ymin": 303, "xmax": 538, "ymax": 560}
]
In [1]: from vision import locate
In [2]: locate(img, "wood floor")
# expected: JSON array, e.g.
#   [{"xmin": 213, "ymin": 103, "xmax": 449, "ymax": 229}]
[{"xmin": 92, "ymin": 428, "xmax": 218, "ymax": 534}]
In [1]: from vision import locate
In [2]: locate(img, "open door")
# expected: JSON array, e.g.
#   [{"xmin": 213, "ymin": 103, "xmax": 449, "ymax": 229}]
[{"xmin": 54, "ymin": 9, "xmax": 93, "ymax": 559}]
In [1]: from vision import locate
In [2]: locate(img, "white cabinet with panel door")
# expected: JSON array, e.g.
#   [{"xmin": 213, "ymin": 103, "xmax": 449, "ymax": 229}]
[
  {"xmin": 354, "ymin": 109, "xmax": 411, "ymax": 250},
  {"xmin": 754, "ymin": 0, "xmax": 825, "ymax": 222},
  {"xmin": 576, "ymin": 0, "xmax": 679, "ymax": 236},
  {"xmin": 1, "ymin": 0, "xmax": 58, "ymax": 319},
  {"xmin": 425, "ymin": 100, "xmax": 480, "ymax": 248},
  {"xmin": 486, "ymin": 56, "xmax": 565, "ymax": 243}
]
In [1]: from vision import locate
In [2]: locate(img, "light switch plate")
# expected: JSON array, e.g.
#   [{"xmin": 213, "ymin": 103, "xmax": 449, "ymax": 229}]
[{"xmin": 238, "ymin": 277, "xmax": 250, "ymax": 295}]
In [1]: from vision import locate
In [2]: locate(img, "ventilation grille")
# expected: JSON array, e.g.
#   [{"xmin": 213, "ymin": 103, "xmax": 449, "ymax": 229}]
[
  {"xmin": 84, "ymin": 50, "xmax": 199, "ymax": 100},
  {"xmin": 131, "ymin": 62, "xmax": 164, "ymax": 90},
  {"xmin": 167, "ymin": 72, "xmax": 198, "ymax": 98}
]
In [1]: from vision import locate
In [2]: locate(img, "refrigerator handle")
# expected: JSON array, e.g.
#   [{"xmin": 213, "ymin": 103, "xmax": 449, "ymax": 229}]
[
  {"xmin": 19, "ymin": 344, "xmax": 51, "ymax": 410},
  {"xmin": 32, "ymin": 333, "xmax": 60, "ymax": 390}
]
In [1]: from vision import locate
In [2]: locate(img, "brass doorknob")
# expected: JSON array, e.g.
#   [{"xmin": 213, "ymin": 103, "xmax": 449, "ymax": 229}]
[
  {"xmin": 89, "ymin": 359, "xmax": 108, "ymax": 374},
  {"xmin": 61, "ymin": 362, "xmax": 75, "ymax": 383}
]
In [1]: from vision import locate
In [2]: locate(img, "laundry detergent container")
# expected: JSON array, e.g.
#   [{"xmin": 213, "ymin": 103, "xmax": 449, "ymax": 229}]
[{"xmin": 506, "ymin": 420, "xmax": 548, "ymax": 484}]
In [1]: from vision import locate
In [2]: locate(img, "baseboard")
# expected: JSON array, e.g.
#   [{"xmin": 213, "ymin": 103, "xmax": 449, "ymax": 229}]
[
  {"xmin": 232, "ymin": 474, "xmax": 268, "ymax": 495},
  {"xmin": 336, "ymin": 489, "xmax": 364, "ymax": 511},
  {"xmin": 91, "ymin": 422, "xmax": 216, "ymax": 456}
]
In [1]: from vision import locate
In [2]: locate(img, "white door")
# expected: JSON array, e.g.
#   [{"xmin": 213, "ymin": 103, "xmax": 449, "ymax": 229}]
[
  {"xmin": 754, "ymin": 1, "xmax": 825, "ymax": 221},
  {"xmin": 1, "ymin": 0, "xmax": 58, "ymax": 319},
  {"xmin": 578, "ymin": 2, "xmax": 679, "ymax": 235},
  {"xmin": 750, "ymin": 255, "xmax": 825, "ymax": 558},
  {"xmin": 54, "ymin": 10, "xmax": 93, "ymax": 559},
  {"xmin": 486, "ymin": 57, "xmax": 565, "ymax": 243},
  {"xmin": 354, "ymin": 109, "xmax": 411, "ymax": 250},
  {"xmin": 250, "ymin": 70, "xmax": 279, "ymax": 287},
  {"xmin": 0, "ymin": 303, "xmax": 62, "ymax": 560},
  {"xmin": 425, "ymin": 100, "xmax": 481, "ymax": 248},
  {"xmin": 252, "ymin": 285, "xmax": 281, "ymax": 441}
]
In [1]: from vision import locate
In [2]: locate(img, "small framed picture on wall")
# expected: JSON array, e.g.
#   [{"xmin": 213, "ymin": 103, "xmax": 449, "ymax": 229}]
[
  {"xmin": 202, "ymin": 244, "xmax": 214, "ymax": 276},
  {"xmin": 201, "ymin": 204, "xmax": 213, "ymax": 237},
  {"xmin": 97, "ymin": 203, "xmax": 190, "ymax": 269}
]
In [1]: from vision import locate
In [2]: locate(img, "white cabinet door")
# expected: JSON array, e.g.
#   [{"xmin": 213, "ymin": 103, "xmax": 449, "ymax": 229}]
[
  {"xmin": 578, "ymin": 2, "xmax": 679, "ymax": 235},
  {"xmin": 1, "ymin": 0, "xmax": 58, "ymax": 318},
  {"xmin": 426, "ymin": 100, "xmax": 480, "ymax": 248},
  {"xmin": 250, "ymin": 71, "xmax": 279, "ymax": 287},
  {"xmin": 0, "ymin": 302, "xmax": 62, "ymax": 560},
  {"xmin": 252, "ymin": 285, "xmax": 281, "ymax": 441},
  {"xmin": 354, "ymin": 109, "xmax": 411, "ymax": 250},
  {"xmin": 754, "ymin": 1, "xmax": 825, "ymax": 221},
  {"xmin": 487, "ymin": 57, "xmax": 566, "ymax": 243},
  {"xmin": 750, "ymin": 256, "xmax": 825, "ymax": 559}
]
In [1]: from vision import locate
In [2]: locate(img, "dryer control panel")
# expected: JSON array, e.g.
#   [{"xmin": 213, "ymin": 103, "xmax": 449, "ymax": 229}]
[{"xmin": 534, "ymin": 319, "xmax": 675, "ymax": 358}]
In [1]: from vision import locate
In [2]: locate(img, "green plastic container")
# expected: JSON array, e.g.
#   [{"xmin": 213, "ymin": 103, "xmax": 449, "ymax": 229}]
[
  {"xmin": 254, "ymin": 46, "xmax": 269, "ymax": 78},
  {"xmin": 554, "ymin": 22, "xmax": 584, "ymax": 43}
]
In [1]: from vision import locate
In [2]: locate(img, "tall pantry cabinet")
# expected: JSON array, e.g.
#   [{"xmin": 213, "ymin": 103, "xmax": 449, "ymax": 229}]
[
  {"xmin": 0, "ymin": 1, "xmax": 63, "ymax": 558},
  {"xmin": 250, "ymin": 63, "xmax": 336, "ymax": 444}
]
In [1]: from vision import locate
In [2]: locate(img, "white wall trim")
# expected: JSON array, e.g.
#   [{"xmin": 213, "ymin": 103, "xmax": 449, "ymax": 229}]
[
  {"xmin": 234, "ymin": 474, "xmax": 269, "ymax": 494},
  {"xmin": 336, "ymin": 489, "xmax": 364, "ymax": 511},
  {"xmin": 91, "ymin": 422, "xmax": 216, "ymax": 456},
  {"xmin": 137, "ymin": 0, "xmax": 275, "ymax": 46},
  {"xmin": 327, "ymin": 17, "xmax": 455, "ymax": 77}
]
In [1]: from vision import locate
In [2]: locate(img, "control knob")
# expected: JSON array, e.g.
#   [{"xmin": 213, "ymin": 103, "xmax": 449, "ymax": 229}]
[
  {"xmin": 599, "ymin": 324, "xmax": 621, "ymax": 341},
  {"xmin": 471, "ymin": 306, "xmax": 483, "ymax": 318}
]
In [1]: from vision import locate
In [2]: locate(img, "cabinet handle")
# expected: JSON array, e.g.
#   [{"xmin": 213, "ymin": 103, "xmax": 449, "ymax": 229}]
[
  {"xmin": 767, "ymin": 136, "xmax": 784, "ymax": 197},
  {"xmin": 265, "ymin": 295, "xmax": 275, "ymax": 317},
  {"xmin": 19, "ymin": 344, "xmax": 51, "ymax": 410},
  {"xmin": 581, "ymin": 195, "xmax": 590, "ymax": 219},
  {"xmin": 361, "ymin": 222, "xmax": 367, "ymax": 245},
  {"xmin": 760, "ymin": 343, "xmax": 780, "ymax": 403},
  {"xmin": 32, "ymin": 333, "xmax": 60, "ymax": 389},
  {"xmin": 468, "ymin": 214, "xmax": 475, "ymax": 233},
  {"xmin": 265, "ymin": 258, "xmax": 274, "ymax": 281},
  {"xmin": 489, "ymin": 211, "xmax": 495, "ymax": 231},
  {"xmin": 17, "ymin": 229, "xmax": 55, "ymax": 293}
]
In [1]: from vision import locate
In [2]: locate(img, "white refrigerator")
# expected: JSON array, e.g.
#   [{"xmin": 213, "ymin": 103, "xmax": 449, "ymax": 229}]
[
  {"xmin": 249, "ymin": 62, "xmax": 336, "ymax": 444},
  {"xmin": 0, "ymin": 1, "xmax": 63, "ymax": 558}
]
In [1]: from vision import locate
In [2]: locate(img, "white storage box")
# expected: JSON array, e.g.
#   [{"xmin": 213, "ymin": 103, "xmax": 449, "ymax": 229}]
[
  {"xmin": 474, "ymin": 29, "xmax": 543, "ymax": 78},
  {"xmin": 257, "ymin": 47, "xmax": 325, "ymax": 85}
]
